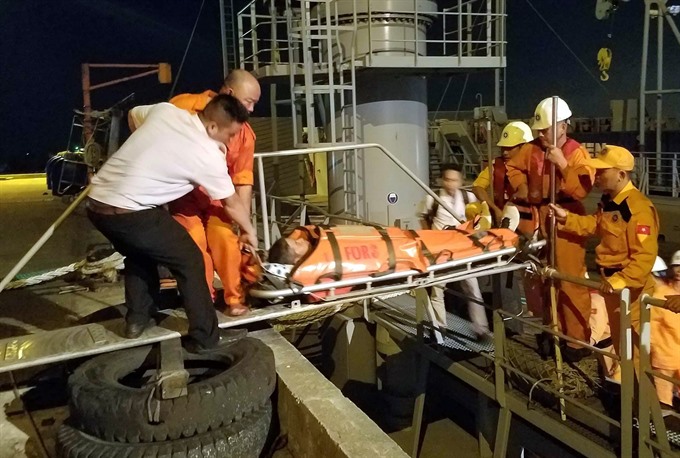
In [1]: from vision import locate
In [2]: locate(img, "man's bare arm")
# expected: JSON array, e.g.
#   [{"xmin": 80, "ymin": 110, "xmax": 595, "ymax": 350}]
[
  {"xmin": 235, "ymin": 185, "xmax": 252, "ymax": 214},
  {"xmin": 221, "ymin": 194, "xmax": 257, "ymax": 247}
]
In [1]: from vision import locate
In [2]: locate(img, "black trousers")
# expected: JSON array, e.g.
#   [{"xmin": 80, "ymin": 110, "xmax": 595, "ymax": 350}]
[{"xmin": 87, "ymin": 207, "xmax": 219, "ymax": 347}]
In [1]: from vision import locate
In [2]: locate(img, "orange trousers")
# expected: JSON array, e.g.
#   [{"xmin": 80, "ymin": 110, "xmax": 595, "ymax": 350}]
[
  {"xmin": 653, "ymin": 367, "xmax": 680, "ymax": 406},
  {"xmin": 538, "ymin": 203, "xmax": 592, "ymax": 347},
  {"xmin": 170, "ymin": 191, "xmax": 244, "ymax": 308}
]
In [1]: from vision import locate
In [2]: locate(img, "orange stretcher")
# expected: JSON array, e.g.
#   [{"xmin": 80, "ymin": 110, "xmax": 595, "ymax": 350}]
[{"xmin": 251, "ymin": 224, "xmax": 544, "ymax": 304}]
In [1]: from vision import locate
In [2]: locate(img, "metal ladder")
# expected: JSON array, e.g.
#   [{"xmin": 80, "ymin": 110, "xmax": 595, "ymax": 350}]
[
  {"xmin": 286, "ymin": 0, "xmax": 360, "ymax": 218},
  {"xmin": 219, "ymin": 0, "xmax": 238, "ymax": 75}
]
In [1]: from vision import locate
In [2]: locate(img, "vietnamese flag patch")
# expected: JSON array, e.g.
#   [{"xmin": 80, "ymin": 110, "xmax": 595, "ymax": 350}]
[{"xmin": 637, "ymin": 224, "xmax": 651, "ymax": 243}]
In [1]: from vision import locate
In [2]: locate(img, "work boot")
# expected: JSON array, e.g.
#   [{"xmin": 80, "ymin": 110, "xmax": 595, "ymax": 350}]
[
  {"xmin": 184, "ymin": 328, "xmax": 248, "ymax": 354},
  {"xmin": 124, "ymin": 318, "xmax": 156, "ymax": 339}
]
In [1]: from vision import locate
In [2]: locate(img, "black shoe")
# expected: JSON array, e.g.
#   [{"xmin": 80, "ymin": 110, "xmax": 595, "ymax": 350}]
[
  {"xmin": 184, "ymin": 328, "xmax": 248, "ymax": 354},
  {"xmin": 124, "ymin": 318, "xmax": 155, "ymax": 339},
  {"xmin": 562, "ymin": 345, "xmax": 592, "ymax": 363}
]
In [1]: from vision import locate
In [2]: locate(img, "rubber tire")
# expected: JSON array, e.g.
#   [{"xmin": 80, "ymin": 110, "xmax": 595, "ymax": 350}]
[
  {"xmin": 57, "ymin": 401, "xmax": 272, "ymax": 458},
  {"xmin": 68, "ymin": 337, "xmax": 275, "ymax": 443}
]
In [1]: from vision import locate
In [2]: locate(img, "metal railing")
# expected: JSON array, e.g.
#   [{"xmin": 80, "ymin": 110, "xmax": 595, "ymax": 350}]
[
  {"xmin": 491, "ymin": 268, "xmax": 636, "ymax": 457},
  {"xmin": 638, "ymin": 293, "xmax": 679, "ymax": 458},
  {"xmin": 634, "ymin": 151, "xmax": 680, "ymax": 197},
  {"xmin": 254, "ymin": 143, "xmax": 465, "ymax": 249},
  {"xmin": 237, "ymin": 0, "xmax": 506, "ymax": 74}
]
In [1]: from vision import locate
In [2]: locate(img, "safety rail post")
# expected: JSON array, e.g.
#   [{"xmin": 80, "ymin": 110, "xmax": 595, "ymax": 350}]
[
  {"xmin": 492, "ymin": 307, "xmax": 511, "ymax": 458},
  {"xmin": 638, "ymin": 294, "xmax": 673, "ymax": 458},
  {"xmin": 619, "ymin": 287, "xmax": 634, "ymax": 458},
  {"xmin": 411, "ymin": 287, "xmax": 431, "ymax": 458}
]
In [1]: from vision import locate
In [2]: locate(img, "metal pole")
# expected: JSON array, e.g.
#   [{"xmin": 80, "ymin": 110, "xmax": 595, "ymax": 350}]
[
  {"xmin": 655, "ymin": 11, "xmax": 663, "ymax": 186},
  {"xmin": 549, "ymin": 95, "xmax": 566, "ymax": 421},
  {"xmin": 81, "ymin": 64, "xmax": 92, "ymax": 146},
  {"xmin": 487, "ymin": 116, "xmax": 494, "ymax": 206},
  {"xmin": 639, "ymin": 1, "xmax": 651, "ymax": 152},
  {"xmin": 0, "ymin": 187, "xmax": 91, "ymax": 294},
  {"xmin": 219, "ymin": 0, "xmax": 228, "ymax": 76},
  {"xmin": 619, "ymin": 288, "xmax": 633, "ymax": 458},
  {"xmin": 257, "ymin": 157, "xmax": 270, "ymax": 250}
]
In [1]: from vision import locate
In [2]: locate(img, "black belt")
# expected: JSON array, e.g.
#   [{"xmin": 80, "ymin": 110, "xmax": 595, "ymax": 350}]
[
  {"xmin": 598, "ymin": 265, "xmax": 623, "ymax": 277},
  {"xmin": 86, "ymin": 198, "xmax": 136, "ymax": 215}
]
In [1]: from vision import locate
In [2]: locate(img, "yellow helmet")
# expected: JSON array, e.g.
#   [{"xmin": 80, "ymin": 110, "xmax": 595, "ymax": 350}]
[
  {"xmin": 531, "ymin": 97, "xmax": 572, "ymax": 130},
  {"xmin": 497, "ymin": 121, "xmax": 534, "ymax": 147}
]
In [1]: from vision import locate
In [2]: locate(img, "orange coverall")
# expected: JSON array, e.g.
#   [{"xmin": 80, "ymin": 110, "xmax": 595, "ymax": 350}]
[
  {"xmin": 651, "ymin": 281, "xmax": 680, "ymax": 405},
  {"xmin": 561, "ymin": 181, "xmax": 659, "ymax": 372},
  {"xmin": 506, "ymin": 138, "xmax": 594, "ymax": 346},
  {"xmin": 169, "ymin": 90, "xmax": 256, "ymax": 309}
]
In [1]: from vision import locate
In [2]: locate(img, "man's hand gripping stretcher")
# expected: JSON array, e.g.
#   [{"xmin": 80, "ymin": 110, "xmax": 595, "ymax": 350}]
[{"xmin": 246, "ymin": 221, "xmax": 543, "ymax": 305}]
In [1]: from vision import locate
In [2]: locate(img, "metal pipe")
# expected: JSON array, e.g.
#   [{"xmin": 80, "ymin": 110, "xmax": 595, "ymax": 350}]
[
  {"xmin": 641, "ymin": 293, "xmax": 676, "ymax": 311},
  {"xmin": 81, "ymin": 64, "xmax": 92, "ymax": 145},
  {"xmin": 644, "ymin": 88, "xmax": 680, "ymax": 94},
  {"xmin": 256, "ymin": 143, "xmax": 464, "ymax": 224},
  {"xmin": 219, "ymin": 0, "xmax": 228, "ymax": 76},
  {"xmin": 541, "ymin": 267, "xmax": 602, "ymax": 290},
  {"xmin": 0, "ymin": 186, "xmax": 91, "ymax": 293},
  {"xmin": 487, "ymin": 117, "xmax": 494, "ymax": 204},
  {"xmin": 656, "ymin": 12, "xmax": 663, "ymax": 186},
  {"xmin": 548, "ymin": 95, "xmax": 566, "ymax": 421},
  {"xmin": 639, "ymin": 1, "xmax": 651, "ymax": 152},
  {"xmin": 257, "ymin": 157, "xmax": 270, "ymax": 250},
  {"xmin": 496, "ymin": 309, "xmax": 619, "ymax": 360}
]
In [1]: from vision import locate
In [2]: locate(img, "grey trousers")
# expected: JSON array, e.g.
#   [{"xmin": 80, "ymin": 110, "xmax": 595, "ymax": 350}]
[{"xmin": 430, "ymin": 277, "xmax": 490, "ymax": 336}]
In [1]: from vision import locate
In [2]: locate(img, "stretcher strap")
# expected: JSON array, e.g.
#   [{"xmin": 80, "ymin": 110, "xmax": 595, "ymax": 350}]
[
  {"xmin": 408, "ymin": 229, "xmax": 436, "ymax": 265},
  {"xmin": 449, "ymin": 227, "xmax": 489, "ymax": 251},
  {"xmin": 369, "ymin": 226, "xmax": 397, "ymax": 277},
  {"xmin": 325, "ymin": 231, "xmax": 343, "ymax": 281}
]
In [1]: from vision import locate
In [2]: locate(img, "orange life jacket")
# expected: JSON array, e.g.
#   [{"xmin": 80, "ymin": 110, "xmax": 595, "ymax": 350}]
[
  {"xmin": 527, "ymin": 138, "xmax": 582, "ymax": 205},
  {"xmin": 287, "ymin": 225, "xmax": 519, "ymax": 300},
  {"xmin": 492, "ymin": 157, "xmax": 509, "ymax": 209}
]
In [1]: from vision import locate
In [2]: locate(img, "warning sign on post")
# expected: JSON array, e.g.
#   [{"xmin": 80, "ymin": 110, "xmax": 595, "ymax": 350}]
[{"xmin": 387, "ymin": 193, "xmax": 398, "ymax": 205}]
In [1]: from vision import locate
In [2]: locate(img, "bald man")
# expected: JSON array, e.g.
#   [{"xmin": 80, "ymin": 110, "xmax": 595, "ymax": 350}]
[{"xmin": 169, "ymin": 70, "xmax": 261, "ymax": 316}]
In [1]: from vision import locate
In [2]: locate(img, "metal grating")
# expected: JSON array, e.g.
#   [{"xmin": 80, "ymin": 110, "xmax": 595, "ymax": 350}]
[{"xmin": 373, "ymin": 294, "xmax": 495, "ymax": 354}]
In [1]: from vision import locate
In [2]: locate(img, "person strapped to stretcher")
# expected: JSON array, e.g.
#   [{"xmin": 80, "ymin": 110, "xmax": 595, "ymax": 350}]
[{"xmin": 260, "ymin": 223, "xmax": 520, "ymax": 302}]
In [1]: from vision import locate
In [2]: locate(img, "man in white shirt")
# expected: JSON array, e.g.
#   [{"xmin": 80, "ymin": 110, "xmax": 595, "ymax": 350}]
[
  {"xmin": 87, "ymin": 94, "xmax": 256, "ymax": 353},
  {"xmin": 418, "ymin": 164, "xmax": 491, "ymax": 342}
]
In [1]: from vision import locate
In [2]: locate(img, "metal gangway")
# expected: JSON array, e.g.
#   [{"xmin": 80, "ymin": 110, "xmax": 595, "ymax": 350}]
[{"xmin": 1, "ymin": 143, "xmax": 679, "ymax": 458}]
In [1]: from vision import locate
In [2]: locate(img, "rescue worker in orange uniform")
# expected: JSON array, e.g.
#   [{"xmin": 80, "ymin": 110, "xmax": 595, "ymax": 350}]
[
  {"xmin": 650, "ymin": 252, "xmax": 680, "ymax": 409},
  {"xmin": 472, "ymin": 121, "xmax": 534, "ymax": 225},
  {"xmin": 169, "ymin": 70, "xmax": 261, "ymax": 316},
  {"xmin": 506, "ymin": 97, "xmax": 594, "ymax": 362},
  {"xmin": 551, "ymin": 145, "xmax": 659, "ymax": 373},
  {"xmin": 472, "ymin": 121, "xmax": 534, "ymax": 335}
]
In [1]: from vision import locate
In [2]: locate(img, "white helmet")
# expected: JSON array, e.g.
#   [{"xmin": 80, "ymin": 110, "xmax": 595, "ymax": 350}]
[
  {"xmin": 652, "ymin": 256, "xmax": 668, "ymax": 275},
  {"xmin": 497, "ymin": 121, "xmax": 534, "ymax": 147},
  {"xmin": 671, "ymin": 250, "xmax": 680, "ymax": 266},
  {"xmin": 531, "ymin": 97, "xmax": 572, "ymax": 130}
]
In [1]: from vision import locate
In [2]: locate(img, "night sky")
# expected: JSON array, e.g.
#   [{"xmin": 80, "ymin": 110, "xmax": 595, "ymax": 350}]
[{"xmin": 1, "ymin": 0, "xmax": 678, "ymax": 173}]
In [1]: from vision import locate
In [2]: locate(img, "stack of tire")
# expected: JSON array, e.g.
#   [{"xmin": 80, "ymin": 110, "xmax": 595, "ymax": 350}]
[{"xmin": 57, "ymin": 338, "xmax": 276, "ymax": 458}]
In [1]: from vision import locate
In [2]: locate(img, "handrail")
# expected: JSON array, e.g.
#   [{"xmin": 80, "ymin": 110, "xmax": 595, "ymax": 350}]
[
  {"xmin": 492, "ymin": 266, "xmax": 635, "ymax": 458},
  {"xmin": 254, "ymin": 143, "xmax": 464, "ymax": 249},
  {"xmin": 637, "ymin": 292, "xmax": 678, "ymax": 457},
  {"xmin": 237, "ymin": 0, "xmax": 506, "ymax": 73}
]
